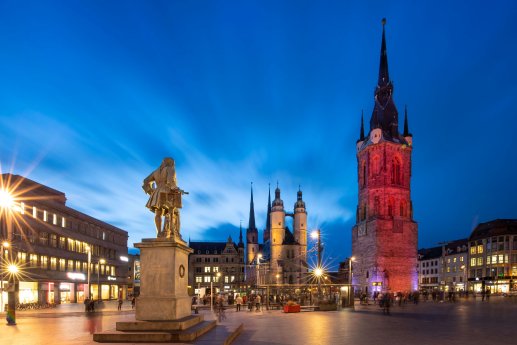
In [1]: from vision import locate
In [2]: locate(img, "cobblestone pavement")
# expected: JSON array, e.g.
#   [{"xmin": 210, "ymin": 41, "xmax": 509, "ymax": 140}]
[{"xmin": 1, "ymin": 297, "xmax": 516, "ymax": 345}]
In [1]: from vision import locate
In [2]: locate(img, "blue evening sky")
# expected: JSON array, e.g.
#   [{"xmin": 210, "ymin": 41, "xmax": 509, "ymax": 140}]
[{"xmin": 1, "ymin": 1, "xmax": 516, "ymax": 269}]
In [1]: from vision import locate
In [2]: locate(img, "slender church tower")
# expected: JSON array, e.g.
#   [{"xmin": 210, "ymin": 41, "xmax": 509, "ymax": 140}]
[
  {"xmin": 270, "ymin": 184, "xmax": 285, "ymax": 278},
  {"xmin": 352, "ymin": 19, "xmax": 418, "ymax": 295},
  {"xmin": 293, "ymin": 188, "xmax": 307, "ymax": 259},
  {"xmin": 246, "ymin": 184, "xmax": 259, "ymax": 265}
]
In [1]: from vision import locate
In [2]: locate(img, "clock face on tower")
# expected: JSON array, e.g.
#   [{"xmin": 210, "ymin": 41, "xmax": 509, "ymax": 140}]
[{"xmin": 370, "ymin": 128, "xmax": 382, "ymax": 144}]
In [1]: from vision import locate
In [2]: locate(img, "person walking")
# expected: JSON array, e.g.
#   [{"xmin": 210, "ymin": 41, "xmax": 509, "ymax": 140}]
[
  {"xmin": 255, "ymin": 294, "xmax": 261, "ymax": 311},
  {"xmin": 236, "ymin": 294, "xmax": 243, "ymax": 312},
  {"xmin": 131, "ymin": 296, "xmax": 136, "ymax": 309},
  {"xmin": 118, "ymin": 297, "xmax": 123, "ymax": 311}
]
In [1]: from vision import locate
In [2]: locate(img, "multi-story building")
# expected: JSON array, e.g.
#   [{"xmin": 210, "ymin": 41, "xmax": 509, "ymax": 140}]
[
  {"xmin": 351, "ymin": 20, "xmax": 418, "ymax": 295},
  {"xmin": 418, "ymin": 239, "xmax": 468, "ymax": 292},
  {"xmin": 467, "ymin": 219, "xmax": 517, "ymax": 293},
  {"xmin": 441, "ymin": 239, "xmax": 468, "ymax": 292},
  {"xmin": 127, "ymin": 250, "xmax": 141, "ymax": 297},
  {"xmin": 0, "ymin": 174, "xmax": 129, "ymax": 310},
  {"xmin": 417, "ymin": 247, "xmax": 441, "ymax": 292},
  {"xmin": 188, "ymin": 235, "xmax": 245, "ymax": 296},
  {"xmin": 246, "ymin": 185, "xmax": 308, "ymax": 286}
]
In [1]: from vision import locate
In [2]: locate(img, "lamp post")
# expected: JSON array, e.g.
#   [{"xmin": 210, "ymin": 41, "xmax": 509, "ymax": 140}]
[
  {"xmin": 6, "ymin": 263, "xmax": 18, "ymax": 325},
  {"xmin": 256, "ymin": 254, "xmax": 263, "ymax": 291},
  {"xmin": 311, "ymin": 230, "xmax": 323, "ymax": 300},
  {"xmin": 97, "ymin": 258, "xmax": 105, "ymax": 301},
  {"xmin": 0, "ymin": 188, "xmax": 16, "ymax": 325},
  {"xmin": 1, "ymin": 241, "xmax": 9, "ymax": 313},
  {"xmin": 210, "ymin": 272, "xmax": 221, "ymax": 312},
  {"xmin": 349, "ymin": 256, "xmax": 356, "ymax": 309},
  {"xmin": 86, "ymin": 245, "xmax": 91, "ymax": 300}
]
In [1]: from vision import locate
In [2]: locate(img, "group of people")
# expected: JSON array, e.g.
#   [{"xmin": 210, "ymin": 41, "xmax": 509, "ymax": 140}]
[{"xmin": 83, "ymin": 296, "xmax": 136, "ymax": 313}]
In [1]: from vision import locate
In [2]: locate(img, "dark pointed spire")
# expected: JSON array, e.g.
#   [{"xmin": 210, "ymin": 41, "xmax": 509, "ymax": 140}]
[
  {"xmin": 248, "ymin": 182, "xmax": 256, "ymax": 232},
  {"xmin": 378, "ymin": 18, "xmax": 390, "ymax": 86},
  {"xmin": 359, "ymin": 110, "xmax": 365, "ymax": 141},
  {"xmin": 403, "ymin": 105, "xmax": 411, "ymax": 137}
]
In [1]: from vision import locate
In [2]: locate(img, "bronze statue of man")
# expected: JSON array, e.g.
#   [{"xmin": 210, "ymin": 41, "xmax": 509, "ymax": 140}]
[{"xmin": 142, "ymin": 157, "xmax": 187, "ymax": 240}]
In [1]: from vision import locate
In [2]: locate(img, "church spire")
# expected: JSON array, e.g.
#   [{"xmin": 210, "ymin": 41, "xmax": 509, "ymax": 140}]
[
  {"xmin": 378, "ymin": 18, "xmax": 390, "ymax": 86},
  {"xmin": 358, "ymin": 110, "xmax": 365, "ymax": 142},
  {"xmin": 238, "ymin": 220, "xmax": 244, "ymax": 247},
  {"xmin": 403, "ymin": 105, "xmax": 411, "ymax": 137},
  {"xmin": 248, "ymin": 182, "xmax": 256, "ymax": 232}
]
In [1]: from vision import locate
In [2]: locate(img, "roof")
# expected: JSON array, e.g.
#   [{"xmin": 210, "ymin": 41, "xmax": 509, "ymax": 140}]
[
  {"xmin": 189, "ymin": 241, "xmax": 238, "ymax": 253},
  {"xmin": 282, "ymin": 227, "xmax": 298, "ymax": 245},
  {"xmin": 443, "ymin": 238, "xmax": 468, "ymax": 254},
  {"xmin": 469, "ymin": 219, "xmax": 517, "ymax": 241},
  {"xmin": 417, "ymin": 246, "xmax": 442, "ymax": 260}
]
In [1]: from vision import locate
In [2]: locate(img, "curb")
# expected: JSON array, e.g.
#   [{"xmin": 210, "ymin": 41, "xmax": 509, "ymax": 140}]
[{"xmin": 224, "ymin": 323, "xmax": 243, "ymax": 345}]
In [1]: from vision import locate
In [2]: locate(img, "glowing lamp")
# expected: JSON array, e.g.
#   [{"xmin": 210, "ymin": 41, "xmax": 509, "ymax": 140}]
[{"xmin": 0, "ymin": 189, "xmax": 14, "ymax": 209}]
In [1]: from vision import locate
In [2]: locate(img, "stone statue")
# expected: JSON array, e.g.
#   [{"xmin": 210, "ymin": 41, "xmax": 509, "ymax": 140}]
[{"xmin": 142, "ymin": 157, "xmax": 188, "ymax": 241}]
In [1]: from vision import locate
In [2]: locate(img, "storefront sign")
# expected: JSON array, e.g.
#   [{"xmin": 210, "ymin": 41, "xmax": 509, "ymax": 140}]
[
  {"xmin": 67, "ymin": 272, "xmax": 86, "ymax": 280},
  {"xmin": 107, "ymin": 276, "xmax": 117, "ymax": 281}
]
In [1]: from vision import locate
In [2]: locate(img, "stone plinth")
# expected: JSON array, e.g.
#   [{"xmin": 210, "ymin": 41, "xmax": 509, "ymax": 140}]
[{"xmin": 134, "ymin": 238, "xmax": 193, "ymax": 321}]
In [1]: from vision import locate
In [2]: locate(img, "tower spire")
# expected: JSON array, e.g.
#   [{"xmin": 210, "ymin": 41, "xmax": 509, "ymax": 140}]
[
  {"xmin": 359, "ymin": 110, "xmax": 365, "ymax": 141},
  {"xmin": 264, "ymin": 183, "xmax": 272, "ymax": 242},
  {"xmin": 403, "ymin": 105, "xmax": 411, "ymax": 137},
  {"xmin": 378, "ymin": 18, "xmax": 390, "ymax": 86},
  {"xmin": 238, "ymin": 220, "xmax": 244, "ymax": 247},
  {"xmin": 248, "ymin": 182, "xmax": 256, "ymax": 232}
]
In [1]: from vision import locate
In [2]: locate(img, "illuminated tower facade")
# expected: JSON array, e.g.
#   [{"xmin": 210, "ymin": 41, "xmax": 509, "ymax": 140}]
[{"xmin": 352, "ymin": 19, "xmax": 418, "ymax": 295}]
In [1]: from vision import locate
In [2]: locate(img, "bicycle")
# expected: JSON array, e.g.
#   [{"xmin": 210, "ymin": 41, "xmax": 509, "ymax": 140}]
[{"xmin": 215, "ymin": 304, "xmax": 226, "ymax": 322}]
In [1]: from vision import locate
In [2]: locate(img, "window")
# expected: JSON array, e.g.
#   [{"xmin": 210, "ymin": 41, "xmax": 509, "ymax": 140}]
[
  {"xmin": 67, "ymin": 260, "xmax": 74, "ymax": 271},
  {"xmin": 20, "ymin": 202, "xmax": 25, "ymax": 214},
  {"xmin": 477, "ymin": 257, "xmax": 483, "ymax": 266},
  {"xmin": 59, "ymin": 237, "xmax": 66, "ymax": 249},
  {"xmin": 213, "ymin": 267, "xmax": 219, "ymax": 272},
  {"xmin": 492, "ymin": 255, "xmax": 498, "ymax": 263},
  {"xmin": 224, "ymin": 276, "xmax": 229, "ymax": 283},
  {"xmin": 102, "ymin": 231, "xmax": 106, "ymax": 240},
  {"xmin": 68, "ymin": 238, "xmax": 75, "ymax": 251},
  {"xmin": 195, "ymin": 267, "xmax": 202, "ymax": 273},
  {"xmin": 196, "ymin": 258, "xmax": 202, "ymax": 263},
  {"xmin": 195, "ymin": 276, "xmax": 202, "ymax": 283},
  {"xmin": 39, "ymin": 232, "xmax": 49, "ymax": 246},
  {"xmin": 40, "ymin": 255, "xmax": 48, "ymax": 269},
  {"xmin": 51, "ymin": 234, "xmax": 57, "ymax": 247},
  {"xmin": 391, "ymin": 158, "xmax": 402, "ymax": 185},
  {"xmin": 477, "ymin": 245, "xmax": 483, "ymax": 254},
  {"xmin": 204, "ymin": 276, "xmax": 211, "ymax": 283},
  {"xmin": 499, "ymin": 254, "xmax": 504, "ymax": 263},
  {"xmin": 204, "ymin": 258, "xmax": 210, "ymax": 263},
  {"xmin": 62, "ymin": 217, "xmax": 66, "ymax": 228},
  {"xmin": 59, "ymin": 258, "xmax": 66, "ymax": 271},
  {"xmin": 33, "ymin": 206, "xmax": 37, "ymax": 218},
  {"xmin": 487, "ymin": 256, "xmax": 491, "ymax": 264},
  {"xmin": 43, "ymin": 210, "xmax": 48, "ymax": 222},
  {"xmin": 204, "ymin": 267, "xmax": 211, "ymax": 273},
  {"xmin": 453, "ymin": 258, "xmax": 457, "ymax": 263},
  {"xmin": 447, "ymin": 258, "xmax": 451, "ymax": 264},
  {"xmin": 470, "ymin": 247, "xmax": 476, "ymax": 255},
  {"xmin": 231, "ymin": 276, "xmax": 235, "ymax": 282},
  {"xmin": 50, "ymin": 257, "xmax": 57, "ymax": 270},
  {"xmin": 30, "ymin": 254, "xmax": 38, "ymax": 267},
  {"xmin": 470, "ymin": 258, "xmax": 476, "ymax": 267},
  {"xmin": 53, "ymin": 214, "xmax": 57, "ymax": 225},
  {"xmin": 447, "ymin": 267, "xmax": 450, "ymax": 273},
  {"xmin": 460, "ymin": 256, "xmax": 464, "ymax": 262},
  {"xmin": 17, "ymin": 251, "xmax": 27, "ymax": 263}
]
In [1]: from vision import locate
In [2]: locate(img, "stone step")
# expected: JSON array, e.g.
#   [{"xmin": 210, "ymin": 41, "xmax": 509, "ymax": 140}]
[
  {"xmin": 193, "ymin": 323, "xmax": 243, "ymax": 345},
  {"xmin": 93, "ymin": 320, "xmax": 216, "ymax": 343},
  {"xmin": 116, "ymin": 315, "xmax": 203, "ymax": 331}
]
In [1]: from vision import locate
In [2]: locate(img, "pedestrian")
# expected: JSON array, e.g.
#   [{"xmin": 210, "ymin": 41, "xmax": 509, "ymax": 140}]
[
  {"xmin": 131, "ymin": 296, "xmax": 136, "ymax": 309},
  {"xmin": 481, "ymin": 289, "xmax": 486, "ymax": 301},
  {"xmin": 235, "ymin": 294, "xmax": 243, "ymax": 312},
  {"xmin": 255, "ymin": 294, "xmax": 261, "ymax": 311},
  {"xmin": 486, "ymin": 288, "xmax": 491, "ymax": 302},
  {"xmin": 89, "ymin": 299, "xmax": 95, "ymax": 312},
  {"xmin": 118, "ymin": 297, "xmax": 123, "ymax": 311}
]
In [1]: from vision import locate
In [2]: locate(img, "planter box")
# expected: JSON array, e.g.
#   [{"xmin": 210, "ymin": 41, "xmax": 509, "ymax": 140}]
[
  {"xmin": 283, "ymin": 305, "xmax": 301, "ymax": 313},
  {"xmin": 318, "ymin": 303, "xmax": 337, "ymax": 311}
]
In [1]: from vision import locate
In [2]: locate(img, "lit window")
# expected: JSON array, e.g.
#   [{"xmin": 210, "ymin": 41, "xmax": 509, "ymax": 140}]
[
  {"xmin": 59, "ymin": 258, "xmax": 66, "ymax": 271},
  {"xmin": 33, "ymin": 206, "xmax": 37, "ymax": 218},
  {"xmin": 43, "ymin": 210, "xmax": 48, "ymax": 222},
  {"xmin": 460, "ymin": 257, "xmax": 464, "ymax": 262},
  {"xmin": 40, "ymin": 255, "xmax": 48, "ymax": 269},
  {"xmin": 447, "ymin": 267, "xmax": 450, "ymax": 273},
  {"xmin": 53, "ymin": 214, "xmax": 57, "ymax": 225},
  {"xmin": 470, "ymin": 247, "xmax": 476, "ymax": 255},
  {"xmin": 21, "ymin": 202, "xmax": 25, "ymax": 215},
  {"xmin": 447, "ymin": 258, "xmax": 450, "ymax": 263},
  {"xmin": 102, "ymin": 232, "xmax": 106, "ymax": 240},
  {"xmin": 62, "ymin": 217, "xmax": 66, "ymax": 227},
  {"xmin": 499, "ymin": 255, "xmax": 504, "ymax": 263},
  {"xmin": 477, "ymin": 257, "xmax": 483, "ymax": 266},
  {"xmin": 231, "ymin": 276, "xmax": 235, "ymax": 282},
  {"xmin": 453, "ymin": 258, "xmax": 457, "ymax": 263},
  {"xmin": 30, "ymin": 254, "xmax": 38, "ymax": 267},
  {"xmin": 204, "ymin": 276, "xmax": 211, "ymax": 283},
  {"xmin": 50, "ymin": 257, "xmax": 57, "ymax": 270},
  {"xmin": 225, "ymin": 276, "xmax": 229, "ymax": 283},
  {"xmin": 470, "ymin": 258, "xmax": 476, "ymax": 267},
  {"xmin": 492, "ymin": 255, "xmax": 497, "ymax": 263},
  {"xmin": 505, "ymin": 255, "xmax": 509, "ymax": 263},
  {"xmin": 195, "ymin": 276, "xmax": 202, "ymax": 283},
  {"xmin": 204, "ymin": 267, "xmax": 211, "ymax": 273},
  {"xmin": 487, "ymin": 256, "xmax": 491, "ymax": 264},
  {"xmin": 477, "ymin": 245, "xmax": 484, "ymax": 254},
  {"xmin": 213, "ymin": 267, "xmax": 219, "ymax": 272},
  {"xmin": 67, "ymin": 260, "xmax": 74, "ymax": 271}
]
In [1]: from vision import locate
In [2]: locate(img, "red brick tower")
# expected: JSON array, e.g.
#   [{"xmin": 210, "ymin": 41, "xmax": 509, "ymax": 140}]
[{"xmin": 351, "ymin": 19, "xmax": 418, "ymax": 295}]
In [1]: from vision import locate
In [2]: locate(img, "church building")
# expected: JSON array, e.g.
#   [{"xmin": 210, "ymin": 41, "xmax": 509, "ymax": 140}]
[
  {"xmin": 246, "ymin": 184, "xmax": 308, "ymax": 286},
  {"xmin": 351, "ymin": 20, "xmax": 418, "ymax": 295}
]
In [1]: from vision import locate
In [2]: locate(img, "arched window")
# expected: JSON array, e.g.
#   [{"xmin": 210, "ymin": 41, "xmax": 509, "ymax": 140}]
[
  {"xmin": 372, "ymin": 155, "xmax": 381, "ymax": 176},
  {"xmin": 391, "ymin": 158, "xmax": 401, "ymax": 185},
  {"xmin": 360, "ymin": 160, "xmax": 367, "ymax": 188},
  {"xmin": 400, "ymin": 200, "xmax": 407, "ymax": 217},
  {"xmin": 388, "ymin": 198, "xmax": 394, "ymax": 217}
]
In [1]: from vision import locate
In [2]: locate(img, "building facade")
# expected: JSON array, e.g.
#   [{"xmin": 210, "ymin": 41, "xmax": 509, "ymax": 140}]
[
  {"xmin": 188, "ymin": 235, "xmax": 245, "ymax": 296},
  {"xmin": 246, "ymin": 185, "xmax": 308, "ymax": 286},
  {"xmin": 0, "ymin": 174, "xmax": 129, "ymax": 311},
  {"xmin": 351, "ymin": 21, "xmax": 418, "ymax": 295},
  {"xmin": 467, "ymin": 219, "xmax": 517, "ymax": 293},
  {"xmin": 418, "ymin": 239, "xmax": 468, "ymax": 292}
]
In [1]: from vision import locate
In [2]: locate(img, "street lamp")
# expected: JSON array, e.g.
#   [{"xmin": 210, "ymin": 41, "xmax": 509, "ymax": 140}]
[
  {"xmin": 6, "ymin": 262, "xmax": 19, "ymax": 325},
  {"xmin": 86, "ymin": 245, "xmax": 91, "ymax": 300},
  {"xmin": 0, "ymin": 188, "xmax": 16, "ymax": 325},
  {"xmin": 1, "ymin": 241, "xmax": 9, "ymax": 313},
  {"xmin": 311, "ymin": 230, "xmax": 324, "ymax": 299},
  {"xmin": 257, "ymin": 254, "xmax": 263, "ymax": 290},
  {"xmin": 210, "ymin": 272, "xmax": 221, "ymax": 312},
  {"xmin": 349, "ymin": 256, "xmax": 356, "ymax": 309},
  {"xmin": 98, "ymin": 258, "xmax": 106, "ymax": 301}
]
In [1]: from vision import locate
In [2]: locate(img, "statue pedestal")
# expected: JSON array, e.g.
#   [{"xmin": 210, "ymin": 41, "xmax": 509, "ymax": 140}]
[{"xmin": 134, "ymin": 238, "xmax": 193, "ymax": 321}]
